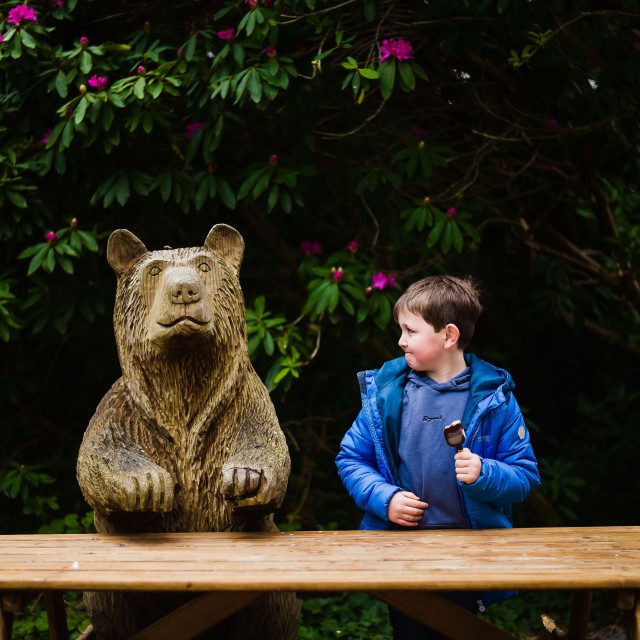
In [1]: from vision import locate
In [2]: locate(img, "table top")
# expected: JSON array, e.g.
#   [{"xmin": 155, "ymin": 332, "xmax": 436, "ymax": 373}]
[{"xmin": 1, "ymin": 526, "xmax": 639, "ymax": 593}]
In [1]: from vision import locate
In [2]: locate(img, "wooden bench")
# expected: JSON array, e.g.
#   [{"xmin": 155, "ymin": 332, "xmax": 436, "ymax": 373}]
[{"xmin": 1, "ymin": 526, "xmax": 639, "ymax": 640}]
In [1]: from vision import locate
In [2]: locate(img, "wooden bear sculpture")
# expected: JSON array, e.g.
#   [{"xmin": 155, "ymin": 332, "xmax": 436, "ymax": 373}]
[{"xmin": 77, "ymin": 224, "xmax": 300, "ymax": 639}]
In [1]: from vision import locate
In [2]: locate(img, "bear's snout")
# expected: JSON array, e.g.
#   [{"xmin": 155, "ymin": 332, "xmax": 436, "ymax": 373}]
[{"xmin": 168, "ymin": 269, "xmax": 202, "ymax": 305}]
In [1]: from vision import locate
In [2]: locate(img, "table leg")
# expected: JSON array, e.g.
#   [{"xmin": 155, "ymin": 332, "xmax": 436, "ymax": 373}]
[
  {"xmin": 373, "ymin": 591, "xmax": 516, "ymax": 640},
  {"xmin": 567, "ymin": 590, "xmax": 592, "ymax": 640},
  {"xmin": 44, "ymin": 592, "xmax": 69, "ymax": 640},
  {"xmin": 618, "ymin": 590, "xmax": 639, "ymax": 640},
  {"xmin": 0, "ymin": 605, "xmax": 13, "ymax": 640}
]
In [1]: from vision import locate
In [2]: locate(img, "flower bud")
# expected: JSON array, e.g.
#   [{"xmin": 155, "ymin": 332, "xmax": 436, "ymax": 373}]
[
  {"xmin": 45, "ymin": 231, "xmax": 57, "ymax": 245},
  {"xmin": 79, "ymin": 84, "xmax": 87, "ymax": 95},
  {"xmin": 70, "ymin": 218, "xmax": 78, "ymax": 229}
]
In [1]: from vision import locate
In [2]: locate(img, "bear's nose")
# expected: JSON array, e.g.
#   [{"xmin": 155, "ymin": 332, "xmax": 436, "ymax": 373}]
[{"xmin": 169, "ymin": 276, "xmax": 202, "ymax": 305}]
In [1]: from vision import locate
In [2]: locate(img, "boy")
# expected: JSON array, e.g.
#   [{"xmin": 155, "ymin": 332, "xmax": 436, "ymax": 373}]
[{"xmin": 335, "ymin": 275, "xmax": 540, "ymax": 640}]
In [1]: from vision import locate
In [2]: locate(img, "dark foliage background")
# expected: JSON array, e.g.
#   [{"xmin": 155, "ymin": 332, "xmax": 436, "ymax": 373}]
[{"xmin": 1, "ymin": 0, "xmax": 639, "ymax": 607}]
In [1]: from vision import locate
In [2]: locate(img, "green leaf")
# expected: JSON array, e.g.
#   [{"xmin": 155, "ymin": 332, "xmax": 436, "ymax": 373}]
[
  {"xmin": 7, "ymin": 189, "xmax": 28, "ymax": 208},
  {"xmin": 398, "ymin": 62, "xmax": 416, "ymax": 90},
  {"xmin": 217, "ymin": 178, "xmax": 236, "ymax": 209},
  {"xmin": 378, "ymin": 60, "xmax": 396, "ymax": 100},
  {"xmin": 427, "ymin": 218, "xmax": 445, "ymax": 248},
  {"xmin": 55, "ymin": 71, "xmax": 68, "ymax": 98},
  {"xmin": 77, "ymin": 230, "xmax": 99, "ymax": 252},
  {"xmin": 20, "ymin": 29, "xmax": 36, "ymax": 49},
  {"xmin": 359, "ymin": 68, "xmax": 379, "ymax": 79},
  {"xmin": 42, "ymin": 247, "xmax": 56, "ymax": 273},
  {"xmin": 133, "ymin": 76, "xmax": 146, "ymax": 99},
  {"xmin": 74, "ymin": 96, "xmax": 88, "ymax": 125},
  {"xmin": 80, "ymin": 50, "xmax": 92, "ymax": 74},
  {"xmin": 114, "ymin": 174, "xmax": 130, "ymax": 206},
  {"xmin": 248, "ymin": 69, "xmax": 263, "ymax": 103}
]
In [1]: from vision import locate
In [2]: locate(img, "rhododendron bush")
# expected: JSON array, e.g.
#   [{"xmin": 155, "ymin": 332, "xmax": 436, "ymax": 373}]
[{"xmin": 1, "ymin": 0, "xmax": 640, "ymax": 535}]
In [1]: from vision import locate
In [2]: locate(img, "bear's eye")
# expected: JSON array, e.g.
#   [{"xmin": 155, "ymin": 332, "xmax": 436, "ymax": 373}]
[
  {"xmin": 198, "ymin": 262, "xmax": 211, "ymax": 273},
  {"xmin": 148, "ymin": 265, "xmax": 162, "ymax": 277}
]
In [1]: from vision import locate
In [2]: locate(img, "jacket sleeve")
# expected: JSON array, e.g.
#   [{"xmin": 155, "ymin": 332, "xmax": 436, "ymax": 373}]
[
  {"xmin": 462, "ymin": 394, "xmax": 540, "ymax": 506},
  {"xmin": 336, "ymin": 408, "xmax": 401, "ymax": 522}
]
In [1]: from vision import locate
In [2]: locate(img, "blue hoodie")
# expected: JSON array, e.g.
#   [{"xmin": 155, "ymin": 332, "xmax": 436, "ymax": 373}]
[{"xmin": 336, "ymin": 354, "xmax": 540, "ymax": 531}]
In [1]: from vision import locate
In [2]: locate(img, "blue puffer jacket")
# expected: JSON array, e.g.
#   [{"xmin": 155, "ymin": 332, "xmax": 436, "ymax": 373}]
[{"xmin": 336, "ymin": 354, "xmax": 540, "ymax": 531}]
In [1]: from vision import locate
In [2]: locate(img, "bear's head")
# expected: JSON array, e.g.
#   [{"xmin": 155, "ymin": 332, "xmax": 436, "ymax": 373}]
[{"xmin": 108, "ymin": 224, "xmax": 247, "ymax": 371}]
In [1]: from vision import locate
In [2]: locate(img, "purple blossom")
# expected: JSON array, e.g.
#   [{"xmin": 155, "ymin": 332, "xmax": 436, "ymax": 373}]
[
  {"xmin": 217, "ymin": 28, "xmax": 235, "ymax": 41},
  {"xmin": 79, "ymin": 36, "xmax": 89, "ymax": 47},
  {"xmin": 0, "ymin": 34, "xmax": 4, "ymax": 43},
  {"xmin": 268, "ymin": 154, "xmax": 278, "ymax": 166},
  {"xmin": 87, "ymin": 75, "xmax": 108, "ymax": 91},
  {"xmin": 547, "ymin": 118, "xmax": 559, "ymax": 128},
  {"xmin": 137, "ymin": 65, "xmax": 146, "ymax": 75},
  {"xmin": 446, "ymin": 207, "xmax": 457, "ymax": 217},
  {"xmin": 371, "ymin": 272, "xmax": 396, "ymax": 290},
  {"xmin": 332, "ymin": 267, "xmax": 344, "ymax": 281},
  {"xmin": 184, "ymin": 122, "xmax": 204, "ymax": 140},
  {"xmin": 300, "ymin": 240, "xmax": 323, "ymax": 256},
  {"xmin": 40, "ymin": 128, "xmax": 51, "ymax": 145},
  {"xmin": 45, "ymin": 231, "xmax": 57, "ymax": 244},
  {"xmin": 247, "ymin": 0, "xmax": 259, "ymax": 7},
  {"xmin": 379, "ymin": 37, "xmax": 413, "ymax": 63},
  {"xmin": 264, "ymin": 44, "xmax": 277, "ymax": 57},
  {"xmin": 7, "ymin": 4, "xmax": 39, "ymax": 26},
  {"xmin": 347, "ymin": 240, "xmax": 359, "ymax": 253}
]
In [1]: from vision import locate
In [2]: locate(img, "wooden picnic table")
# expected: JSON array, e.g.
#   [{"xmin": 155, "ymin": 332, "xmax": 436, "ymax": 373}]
[{"xmin": 1, "ymin": 526, "xmax": 639, "ymax": 640}]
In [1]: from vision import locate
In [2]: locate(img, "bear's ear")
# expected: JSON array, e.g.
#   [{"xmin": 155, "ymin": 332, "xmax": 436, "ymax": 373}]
[
  {"xmin": 204, "ymin": 224, "xmax": 245, "ymax": 275},
  {"xmin": 107, "ymin": 229, "xmax": 148, "ymax": 275}
]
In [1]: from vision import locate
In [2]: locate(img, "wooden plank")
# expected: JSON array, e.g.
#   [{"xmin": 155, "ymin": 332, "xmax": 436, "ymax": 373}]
[
  {"xmin": 0, "ymin": 528, "xmax": 638, "ymax": 593},
  {"xmin": 130, "ymin": 591, "xmax": 263, "ymax": 640},
  {"xmin": 374, "ymin": 590, "xmax": 516, "ymax": 640}
]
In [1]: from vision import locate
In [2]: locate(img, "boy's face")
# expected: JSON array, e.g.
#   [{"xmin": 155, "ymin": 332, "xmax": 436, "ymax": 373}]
[{"xmin": 397, "ymin": 310, "xmax": 446, "ymax": 373}]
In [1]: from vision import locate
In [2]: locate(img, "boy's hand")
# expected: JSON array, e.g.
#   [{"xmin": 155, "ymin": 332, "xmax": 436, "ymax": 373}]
[
  {"xmin": 387, "ymin": 491, "xmax": 428, "ymax": 527},
  {"xmin": 455, "ymin": 448, "xmax": 482, "ymax": 484}
]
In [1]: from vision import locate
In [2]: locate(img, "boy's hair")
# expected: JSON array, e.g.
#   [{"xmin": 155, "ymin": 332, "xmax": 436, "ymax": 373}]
[{"xmin": 393, "ymin": 275, "xmax": 483, "ymax": 349}]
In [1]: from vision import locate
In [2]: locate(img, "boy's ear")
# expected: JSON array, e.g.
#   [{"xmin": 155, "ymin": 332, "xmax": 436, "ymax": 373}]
[{"xmin": 443, "ymin": 323, "xmax": 460, "ymax": 348}]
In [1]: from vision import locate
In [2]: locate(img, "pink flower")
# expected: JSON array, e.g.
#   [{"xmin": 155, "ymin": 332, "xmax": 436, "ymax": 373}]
[
  {"xmin": 137, "ymin": 65, "xmax": 146, "ymax": 75},
  {"xmin": 247, "ymin": 0, "xmax": 259, "ymax": 7},
  {"xmin": 40, "ymin": 128, "xmax": 51, "ymax": 145},
  {"xmin": 7, "ymin": 4, "xmax": 39, "ymax": 26},
  {"xmin": 371, "ymin": 272, "xmax": 396, "ymax": 290},
  {"xmin": 79, "ymin": 36, "xmax": 89, "ymax": 47},
  {"xmin": 217, "ymin": 28, "xmax": 235, "ymax": 41},
  {"xmin": 184, "ymin": 121, "xmax": 204, "ymax": 140},
  {"xmin": 264, "ymin": 44, "xmax": 277, "ymax": 58},
  {"xmin": 300, "ymin": 241, "xmax": 323, "ymax": 256},
  {"xmin": 332, "ymin": 267, "xmax": 344, "ymax": 281},
  {"xmin": 547, "ymin": 118, "xmax": 558, "ymax": 128},
  {"xmin": 446, "ymin": 207, "xmax": 457, "ymax": 217},
  {"xmin": 0, "ymin": 35, "xmax": 4, "ymax": 43},
  {"xmin": 87, "ymin": 75, "xmax": 108, "ymax": 91},
  {"xmin": 268, "ymin": 154, "xmax": 278, "ymax": 166},
  {"xmin": 379, "ymin": 37, "xmax": 413, "ymax": 62},
  {"xmin": 347, "ymin": 240, "xmax": 359, "ymax": 253},
  {"xmin": 45, "ymin": 231, "xmax": 57, "ymax": 244}
]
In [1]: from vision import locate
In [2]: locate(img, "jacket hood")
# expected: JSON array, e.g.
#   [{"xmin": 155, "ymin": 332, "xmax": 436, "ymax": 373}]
[{"xmin": 368, "ymin": 353, "xmax": 514, "ymax": 481}]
